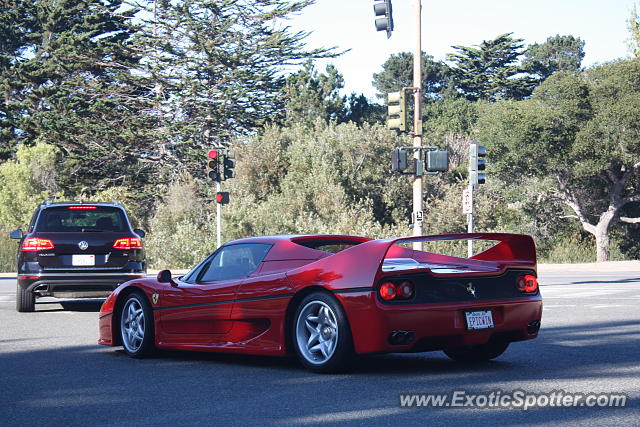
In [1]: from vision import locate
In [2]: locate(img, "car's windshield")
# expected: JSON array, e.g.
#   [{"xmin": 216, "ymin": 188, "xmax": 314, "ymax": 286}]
[{"xmin": 35, "ymin": 206, "xmax": 129, "ymax": 232}]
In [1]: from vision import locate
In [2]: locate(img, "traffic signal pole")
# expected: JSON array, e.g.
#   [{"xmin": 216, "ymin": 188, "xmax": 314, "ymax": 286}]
[
  {"xmin": 412, "ymin": 0, "xmax": 423, "ymax": 251},
  {"xmin": 216, "ymin": 180, "xmax": 222, "ymax": 248}
]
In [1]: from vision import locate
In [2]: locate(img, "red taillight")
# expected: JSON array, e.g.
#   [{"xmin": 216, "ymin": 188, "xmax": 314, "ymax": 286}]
[
  {"xmin": 113, "ymin": 237, "xmax": 142, "ymax": 250},
  {"xmin": 21, "ymin": 238, "xmax": 55, "ymax": 251},
  {"xmin": 398, "ymin": 281, "xmax": 414, "ymax": 299},
  {"xmin": 68, "ymin": 206, "xmax": 97, "ymax": 210},
  {"xmin": 379, "ymin": 282, "xmax": 397, "ymax": 301},
  {"xmin": 517, "ymin": 275, "xmax": 538, "ymax": 293}
]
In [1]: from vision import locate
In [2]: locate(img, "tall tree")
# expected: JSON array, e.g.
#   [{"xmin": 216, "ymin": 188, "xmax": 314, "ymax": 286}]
[
  {"xmin": 447, "ymin": 33, "xmax": 536, "ymax": 101},
  {"xmin": 523, "ymin": 35, "xmax": 585, "ymax": 80},
  {"xmin": 478, "ymin": 59, "xmax": 640, "ymax": 261},
  {"xmin": 137, "ymin": 0, "xmax": 339, "ymax": 171},
  {"xmin": 372, "ymin": 52, "xmax": 451, "ymax": 101},
  {"xmin": 283, "ymin": 60, "xmax": 345, "ymax": 126},
  {"xmin": 0, "ymin": 0, "xmax": 156, "ymax": 192}
]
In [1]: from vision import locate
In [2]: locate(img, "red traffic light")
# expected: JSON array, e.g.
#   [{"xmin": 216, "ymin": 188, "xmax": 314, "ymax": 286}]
[
  {"xmin": 208, "ymin": 150, "xmax": 220, "ymax": 159},
  {"xmin": 215, "ymin": 192, "xmax": 229, "ymax": 204}
]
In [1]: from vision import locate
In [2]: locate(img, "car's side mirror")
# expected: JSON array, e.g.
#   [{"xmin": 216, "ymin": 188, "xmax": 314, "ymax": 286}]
[
  {"xmin": 9, "ymin": 229, "xmax": 23, "ymax": 239},
  {"xmin": 157, "ymin": 269, "xmax": 177, "ymax": 287},
  {"xmin": 134, "ymin": 228, "xmax": 146, "ymax": 238}
]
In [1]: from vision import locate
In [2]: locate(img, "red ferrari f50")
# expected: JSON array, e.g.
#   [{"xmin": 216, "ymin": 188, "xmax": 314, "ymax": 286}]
[{"xmin": 99, "ymin": 233, "xmax": 542, "ymax": 372}]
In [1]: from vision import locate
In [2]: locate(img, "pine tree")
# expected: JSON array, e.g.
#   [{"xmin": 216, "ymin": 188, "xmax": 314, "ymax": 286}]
[{"xmin": 447, "ymin": 33, "xmax": 536, "ymax": 101}]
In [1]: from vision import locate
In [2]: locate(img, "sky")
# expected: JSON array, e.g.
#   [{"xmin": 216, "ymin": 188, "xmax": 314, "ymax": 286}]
[{"xmin": 287, "ymin": 0, "xmax": 636, "ymax": 99}]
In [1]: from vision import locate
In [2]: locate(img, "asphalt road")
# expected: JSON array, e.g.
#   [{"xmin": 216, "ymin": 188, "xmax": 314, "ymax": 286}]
[{"xmin": 0, "ymin": 271, "xmax": 638, "ymax": 426}]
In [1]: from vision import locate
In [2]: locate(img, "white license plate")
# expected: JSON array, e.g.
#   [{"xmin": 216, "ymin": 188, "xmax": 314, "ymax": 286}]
[
  {"xmin": 465, "ymin": 310, "xmax": 494, "ymax": 330},
  {"xmin": 72, "ymin": 254, "xmax": 95, "ymax": 266}
]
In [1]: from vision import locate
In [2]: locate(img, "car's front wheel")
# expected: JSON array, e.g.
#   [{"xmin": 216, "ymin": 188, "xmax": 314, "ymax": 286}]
[
  {"xmin": 16, "ymin": 284, "xmax": 35, "ymax": 313},
  {"xmin": 443, "ymin": 340, "xmax": 509, "ymax": 362},
  {"xmin": 119, "ymin": 292, "xmax": 155, "ymax": 358},
  {"xmin": 293, "ymin": 292, "xmax": 353, "ymax": 373}
]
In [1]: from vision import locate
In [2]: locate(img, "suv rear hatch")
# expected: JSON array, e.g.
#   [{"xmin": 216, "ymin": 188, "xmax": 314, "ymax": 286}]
[{"xmin": 31, "ymin": 206, "xmax": 141, "ymax": 270}]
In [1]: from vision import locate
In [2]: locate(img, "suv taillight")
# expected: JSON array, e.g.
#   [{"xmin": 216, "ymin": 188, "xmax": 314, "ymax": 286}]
[
  {"xmin": 21, "ymin": 238, "xmax": 55, "ymax": 251},
  {"xmin": 113, "ymin": 237, "xmax": 142, "ymax": 250}
]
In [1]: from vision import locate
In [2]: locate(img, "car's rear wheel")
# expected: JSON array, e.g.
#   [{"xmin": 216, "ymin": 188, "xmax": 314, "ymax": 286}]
[
  {"xmin": 293, "ymin": 292, "xmax": 353, "ymax": 373},
  {"xmin": 443, "ymin": 340, "xmax": 509, "ymax": 362},
  {"xmin": 16, "ymin": 284, "xmax": 35, "ymax": 313},
  {"xmin": 119, "ymin": 292, "xmax": 155, "ymax": 358}
]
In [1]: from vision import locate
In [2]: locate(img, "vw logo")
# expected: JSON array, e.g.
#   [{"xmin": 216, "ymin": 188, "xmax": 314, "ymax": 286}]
[
  {"xmin": 78, "ymin": 241, "xmax": 89, "ymax": 251},
  {"xmin": 466, "ymin": 282, "xmax": 477, "ymax": 298}
]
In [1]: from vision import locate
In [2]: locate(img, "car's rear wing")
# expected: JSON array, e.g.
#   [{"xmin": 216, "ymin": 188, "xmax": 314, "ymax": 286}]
[
  {"xmin": 286, "ymin": 233, "xmax": 536, "ymax": 291},
  {"xmin": 382, "ymin": 233, "xmax": 536, "ymax": 274}
]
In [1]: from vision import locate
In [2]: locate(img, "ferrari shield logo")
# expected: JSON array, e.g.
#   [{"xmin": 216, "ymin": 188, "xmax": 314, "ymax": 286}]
[{"xmin": 152, "ymin": 293, "xmax": 159, "ymax": 305}]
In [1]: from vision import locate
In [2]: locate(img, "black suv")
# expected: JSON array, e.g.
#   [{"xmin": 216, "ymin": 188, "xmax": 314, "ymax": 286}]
[{"xmin": 9, "ymin": 201, "xmax": 146, "ymax": 312}]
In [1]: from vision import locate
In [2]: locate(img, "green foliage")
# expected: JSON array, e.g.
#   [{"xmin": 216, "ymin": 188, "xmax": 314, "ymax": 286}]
[
  {"xmin": 0, "ymin": 142, "xmax": 59, "ymax": 272},
  {"xmin": 0, "ymin": 142, "xmax": 59, "ymax": 229},
  {"xmin": 477, "ymin": 59, "xmax": 640, "ymax": 260},
  {"xmin": 222, "ymin": 121, "xmax": 411, "ymax": 242},
  {"xmin": 145, "ymin": 177, "xmax": 217, "ymax": 269},
  {"xmin": 448, "ymin": 33, "xmax": 537, "ymax": 101},
  {"xmin": 283, "ymin": 61, "xmax": 346, "ymax": 126},
  {"xmin": 372, "ymin": 52, "xmax": 451, "ymax": 101},
  {"xmin": 523, "ymin": 35, "xmax": 585, "ymax": 80}
]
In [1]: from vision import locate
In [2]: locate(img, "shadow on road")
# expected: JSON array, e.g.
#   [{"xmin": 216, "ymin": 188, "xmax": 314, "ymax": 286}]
[{"xmin": 34, "ymin": 299, "xmax": 104, "ymax": 313}]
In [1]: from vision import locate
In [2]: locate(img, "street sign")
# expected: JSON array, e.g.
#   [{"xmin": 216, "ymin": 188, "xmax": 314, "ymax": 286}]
[
  {"xmin": 463, "ymin": 188, "xmax": 473, "ymax": 214},
  {"xmin": 414, "ymin": 210, "xmax": 424, "ymax": 223}
]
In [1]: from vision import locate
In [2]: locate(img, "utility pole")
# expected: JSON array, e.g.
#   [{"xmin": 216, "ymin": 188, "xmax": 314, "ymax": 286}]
[{"xmin": 412, "ymin": 0, "xmax": 423, "ymax": 251}]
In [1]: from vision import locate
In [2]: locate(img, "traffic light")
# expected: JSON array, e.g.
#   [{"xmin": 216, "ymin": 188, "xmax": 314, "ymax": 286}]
[
  {"xmin": 215, "ymin": 192, "xmax": 229, "ymax": 205},
  {"xmin": 391, "ymin": 148, "xmax": 408, "ymax": 172},
  {"xmin": 387, "ymin": 91, "xmax": 407, "ymax": 132},
  {"xmin": 426, "ymin": 149, "xmax": 449, "ymax": 172},
  {"xmin": 373, "ymin": 0, "xmax": 394, "ymax": 38},
  {"xmin": 207, "ymin": 149, "xmax": 221, "ymax": 182},
  {"xmin": 222, "ymin": 150, "xmax": 236, "ymax": 180},
  {"xmin": 469, "ymin": 141, "xmax": 487, "ymax": 188}
]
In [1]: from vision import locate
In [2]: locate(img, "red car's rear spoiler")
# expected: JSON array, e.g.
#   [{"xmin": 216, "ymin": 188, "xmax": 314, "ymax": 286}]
[
  {"xmin": 384, "ymin": 233, "xmax": 536, "ymax": 266},
  {"xmin": 286, "ymin": 233, "xmax": 536, "ymax": 290}
]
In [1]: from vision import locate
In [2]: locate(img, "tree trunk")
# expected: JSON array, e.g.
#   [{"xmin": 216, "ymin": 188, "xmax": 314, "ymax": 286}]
[
  {"xmin": 594, "ymin": 225, "xmax": 610, "ymax": 262},
  {"xmin": 593, "ymin": 209, "xmax": 616, "ymax": 262}
]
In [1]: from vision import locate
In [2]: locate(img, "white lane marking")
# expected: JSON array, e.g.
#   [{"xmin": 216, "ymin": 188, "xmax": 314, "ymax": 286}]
[{"xmin": 277, "ymin": 408, "xmax": 403, "ymax": 425}]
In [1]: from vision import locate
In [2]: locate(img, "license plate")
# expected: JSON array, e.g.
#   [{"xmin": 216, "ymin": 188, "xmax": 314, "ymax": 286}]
[
  {"xmin": 72, "ymin": 254, "xmax": 95, "ymax": 266},
  {"xmin": 465, "ymin": 310, "xmax": 494, "ymax": 330}
]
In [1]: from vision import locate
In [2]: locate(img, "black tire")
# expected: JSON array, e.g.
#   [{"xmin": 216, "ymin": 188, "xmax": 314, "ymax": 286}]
[
  {"xmin": 119, "ymin": 291, "xmax": 155, "ymax": 358},
  {"xmin": 292, "ymin": 292, "xmax": 354, "ymax": 373},
  {"xmin": 443, "ymin": 340, "xmax": 509, "ymax": 363},
  {"xmin": 16, "ymin": 283, "xmax": 35, "ymax": 313}
]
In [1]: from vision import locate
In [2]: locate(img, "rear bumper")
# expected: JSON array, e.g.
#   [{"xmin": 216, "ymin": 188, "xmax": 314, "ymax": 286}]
[
  {"xmin": 337, "ymin": 291, "xmax": 543, "ymax": 354},
  {"xmin": 18, "ymin": 272, "xmax": 146, "ymax": 298}
]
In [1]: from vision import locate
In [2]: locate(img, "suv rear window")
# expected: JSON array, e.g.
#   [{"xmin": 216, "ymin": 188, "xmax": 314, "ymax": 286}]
[{"xmin": 35, "ymin": 207, "xmax": 129, "ymax": 232}]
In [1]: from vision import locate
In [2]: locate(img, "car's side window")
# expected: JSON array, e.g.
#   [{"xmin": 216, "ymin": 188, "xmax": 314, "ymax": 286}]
[{"xmin": 197, "ymin": 243, "xmax": 272, "ymax": 283}]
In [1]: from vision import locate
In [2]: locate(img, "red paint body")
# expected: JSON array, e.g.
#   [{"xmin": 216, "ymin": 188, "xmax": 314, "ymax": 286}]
[{"xmin": 99, "ymin": 233, "xmax": 542, "ymax": 356}]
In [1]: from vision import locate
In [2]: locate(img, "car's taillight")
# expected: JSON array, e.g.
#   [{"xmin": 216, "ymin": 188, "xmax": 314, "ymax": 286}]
[
  {"xmin": 397, "ymin": 281, "xmax": 414, "ymax": 299},
  {"xmin": 517, "ymin": 274, "xmax": 538, "ymax": 293},
  {"xmin": 21, "ymin": 238, "xmax": 55, "ymax": 251},
  {"xmin": 68, "ymin": 206, "xmax": 97, "ymax": 210},
  {"xmin": 113, "ymin": 237, "xmax": 142, "ymax": 250},
  {"xmin": 379, "ymin": 282, "xmax": 397, "ymax": 300},
  {"xmin": 379, "ymin": 280, "xmax": 415, "ymax": 301}
]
